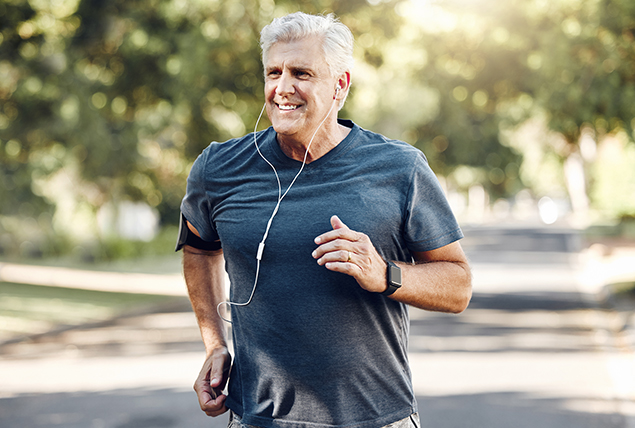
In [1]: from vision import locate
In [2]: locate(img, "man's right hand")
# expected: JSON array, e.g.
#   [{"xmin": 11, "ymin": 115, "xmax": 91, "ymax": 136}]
[{"xmin": 194, "ymin": 346, "xmax": 232, "ymax": 417}]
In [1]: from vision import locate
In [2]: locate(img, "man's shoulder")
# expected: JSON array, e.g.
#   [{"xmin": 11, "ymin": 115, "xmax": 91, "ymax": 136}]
[
  {"xmin": 355, "ymin": 126, "xmax": 426, "ymax": 162},
  {"xmin": 204, "ymin": 128, "xmax": 270, "ymax": 154},
  {"xmin": 188, "ymin": 128, "xmax": 274, "ymax": 182},
  {"xmin": 195, "ymin": 128, "xmax": 274, "ymax": 167}
]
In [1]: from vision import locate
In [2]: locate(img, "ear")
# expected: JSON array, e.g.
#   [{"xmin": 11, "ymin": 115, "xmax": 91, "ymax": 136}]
[{"xmin": 335, "ymin": 71, "xmax": 351, "ymax": 100}]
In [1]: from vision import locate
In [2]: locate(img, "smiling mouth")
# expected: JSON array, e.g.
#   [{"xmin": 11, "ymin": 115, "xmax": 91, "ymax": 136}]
[{"xmin": 276, "ymin": 103, "xmax": 301, "ymax": 111}]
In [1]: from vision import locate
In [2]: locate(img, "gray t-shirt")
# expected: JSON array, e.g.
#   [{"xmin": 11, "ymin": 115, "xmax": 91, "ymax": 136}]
[{"xmin": 181, "ymin": 120, "xmax": 463, "ymax": 428}]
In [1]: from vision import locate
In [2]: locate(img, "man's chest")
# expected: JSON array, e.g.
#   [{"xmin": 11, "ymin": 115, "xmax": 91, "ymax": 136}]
[{"xmin": 210, "ymin": 169, "xmax": 407, "ymax": 262}]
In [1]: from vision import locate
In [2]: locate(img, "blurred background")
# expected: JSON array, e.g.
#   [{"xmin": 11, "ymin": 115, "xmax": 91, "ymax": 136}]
[
  {"xmin": 1, "ymin": 0, "xmax": 634, "ymax": 262},
  {"xmin": 1, "ymin": 0, "xmax": 635, "ymax": 427}
]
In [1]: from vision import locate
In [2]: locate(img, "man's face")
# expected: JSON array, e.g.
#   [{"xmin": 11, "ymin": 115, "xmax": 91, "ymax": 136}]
[{"xmin": 264, "ymin": 37, "xmax": 338, "ymax": 146}]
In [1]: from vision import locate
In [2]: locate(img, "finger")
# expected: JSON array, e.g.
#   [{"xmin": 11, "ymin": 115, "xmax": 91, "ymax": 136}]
[
  {"xmin": 194, "ymin": 360, "xmax": 212, "ymax": 392},
  {"xmin": 201, "ymin": 394, "xmax": 228, "ymax": 417},
  {"xmin": 195, "ymin": 384, "xmax": 214, "ymax": 409},
  {"xmin": 330, "ymin": 215, "xmax": 349, "ymax": 230},
  {"xmin": 212, "ymin": 351, "xmax": 232, "ymax": 398},
  {"xmin": 209, "ymin": 353, "xmax": 225, "ymax": 388},
  {"xmin": 194, "ymin": 372, "xmax": 214, "ymax": 403},
  {"xmin": 315, "ymin": 219, "xmax": 358, "ymax": 245},
  {"xmin": 316, "ymin": 249, "xmax": 352, "ymax": 266},
  {"xmin": 195, "ymin": 349, "xmax": 230, "ymax": 404},
  {"xmin": 195, "ymin": 379, "xmax": 227, "ymax": 414},
  {"xmin": 313, "ymin": 234, "xmax": 354, "ymax": 260},
  {"xmin": 324, "ymin": 259, "xmax": 360, "ymax": 275}
]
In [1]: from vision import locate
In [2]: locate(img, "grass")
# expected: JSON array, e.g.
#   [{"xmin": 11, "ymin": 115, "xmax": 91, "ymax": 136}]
[
  {"xmin": 0, "ymin": 281, "xmax": 176, "ymax": 343},
  {"xmin": 611, "ymin": 281, "xmax": 635, "ymax": 297},
  {"xmin": 0, "ymin": 226, "xmax": 190, "ymax": 344}
]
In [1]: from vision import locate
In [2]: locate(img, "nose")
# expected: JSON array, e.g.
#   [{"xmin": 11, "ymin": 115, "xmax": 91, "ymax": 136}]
[{"xmin": 276, "ymin": 71, "xmax": 295, "ymax": 97}]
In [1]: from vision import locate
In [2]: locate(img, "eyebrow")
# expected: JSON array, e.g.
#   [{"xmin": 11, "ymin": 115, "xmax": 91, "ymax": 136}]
[{"xmin": 266, "ymin": 64, "xmax": 314, "ymax": 74}]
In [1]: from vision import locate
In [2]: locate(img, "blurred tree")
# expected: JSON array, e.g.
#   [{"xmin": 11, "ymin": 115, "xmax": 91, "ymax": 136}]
[
  {"xmin": 396, "ymin": 0, "xmax": 635, "ymax": 218},
  {"xmin": 0, "ymin": 0, "xmax": 405, "ymax": 257},
  {"xmin": 513, "ymin": 0, "xmax": 634, "ymax": 218},
  {"xmin": 3, "ymin": 0, "xmax": 634, "ymax": 258},
  {"xmin": 347, "ymin": 0, "xmax": 531, "ymax": 199},
  {"xmin": 0, "ymin": 0, "xmax": 81, "ymax": 255},
  {"xmin": 530, "ymin": 0, "xmax": 635, "ymax": 140}
]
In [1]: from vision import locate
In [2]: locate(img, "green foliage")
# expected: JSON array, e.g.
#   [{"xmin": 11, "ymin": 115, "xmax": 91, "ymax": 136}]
[
  {"xmin": 1, "ymin": 0, "xmax": 635, "ymax": 259},
  {"xmin": 93, "ymin": 224, "xmax": 179, "ymax": 261},
  {"xmin": 0, "ymin": 0, "xmax": 403, "ymax": 252},
  {"xmin": 521, "ymin": 0, "xmax": 635, "ymax": 143},
  {"xmin": 346, "ymin": 0, "xmax": 533, "ymax": 197}
]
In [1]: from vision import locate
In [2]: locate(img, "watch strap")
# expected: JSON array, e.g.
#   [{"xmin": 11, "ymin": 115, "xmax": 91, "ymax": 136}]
[{"xmin": 382, "ymin": 261, "xmax": 402, "ymax": 296}]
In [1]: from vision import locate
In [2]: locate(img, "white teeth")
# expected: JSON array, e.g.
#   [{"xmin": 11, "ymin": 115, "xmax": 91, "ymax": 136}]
[{"xmin": 278, "ymin": 104, "xmax": 299, "ymax": 111}]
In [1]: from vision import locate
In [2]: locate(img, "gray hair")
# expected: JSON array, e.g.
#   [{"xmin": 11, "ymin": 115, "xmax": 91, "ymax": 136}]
[{"xmin": 260, "ymin": 12, "xmax": 354, "ymax": 109}]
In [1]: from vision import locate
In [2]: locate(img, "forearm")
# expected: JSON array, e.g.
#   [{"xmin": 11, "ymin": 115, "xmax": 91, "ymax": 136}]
[
  {"xmin": 183, "ymin": 246, "xmax": 228, "ymax": 354},
  {"xmin": 313, "ymin": 216, "xmax": 473, "ymax": 314},
  {"xmin": 390, "ymin": 259, "xmax": 472, "ymax": 313}
]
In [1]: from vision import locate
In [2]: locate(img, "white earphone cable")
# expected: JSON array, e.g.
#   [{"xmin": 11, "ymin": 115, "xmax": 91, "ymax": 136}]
[{"xmin": 217, "ymin": 93, "xmax": 339, "ymax": 323}]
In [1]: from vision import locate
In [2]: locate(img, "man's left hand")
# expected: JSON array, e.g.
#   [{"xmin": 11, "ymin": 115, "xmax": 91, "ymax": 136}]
[{"xmin": 313, "ymin": 215, "xmax": 388, "ymax": 293}]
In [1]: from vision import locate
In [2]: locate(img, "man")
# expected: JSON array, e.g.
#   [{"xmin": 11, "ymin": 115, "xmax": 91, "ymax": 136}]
[{"xmin": 177, "ymin": 12, "xmax": 471, "ymax": 428}]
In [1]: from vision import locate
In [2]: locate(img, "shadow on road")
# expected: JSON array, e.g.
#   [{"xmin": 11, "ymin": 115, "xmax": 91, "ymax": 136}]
[
  {"xmin": 416, "ymin": 392, "xmax": 625, "ymax": 428},
  {"xmin": 0, "ymin": 388, "xmax": 230, "ymax": 428},
  {"xmin": 2, "ymin": 225, "xmax": 632, "ymax": 428},
  {"xmin": 409, "ymin": 290, "xmax": 601, "ymax": 355}
]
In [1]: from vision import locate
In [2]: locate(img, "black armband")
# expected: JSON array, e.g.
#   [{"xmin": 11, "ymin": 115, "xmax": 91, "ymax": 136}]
[{"xmin": 175, "ymin": 213, "xmax": 222, "ymax": 252}]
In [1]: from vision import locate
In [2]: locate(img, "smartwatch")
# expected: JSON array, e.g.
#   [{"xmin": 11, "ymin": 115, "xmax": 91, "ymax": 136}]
[{"xmin": 382, "ymin": 261, "xmax": 402, "ymax": 296}]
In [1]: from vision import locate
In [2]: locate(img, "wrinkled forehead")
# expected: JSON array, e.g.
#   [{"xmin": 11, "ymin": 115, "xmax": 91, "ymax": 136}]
[{"xmin": 263, "ymin": 36, "xmax": 330, "ymax": 72}]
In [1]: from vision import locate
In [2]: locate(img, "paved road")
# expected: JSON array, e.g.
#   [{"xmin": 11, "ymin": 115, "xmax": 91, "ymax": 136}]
[
  {"xmin": 1, "ymin": 226, "xmax": 634, "ymax": 428},
  {"xmin": 413, "ymin": 226, "xmax": 635, "ymax": 428}
]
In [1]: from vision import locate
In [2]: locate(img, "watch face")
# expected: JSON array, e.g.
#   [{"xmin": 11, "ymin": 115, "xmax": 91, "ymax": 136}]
[{"xmin": 389, "ymin": 264, "xmax": 402, "ymax": 286}]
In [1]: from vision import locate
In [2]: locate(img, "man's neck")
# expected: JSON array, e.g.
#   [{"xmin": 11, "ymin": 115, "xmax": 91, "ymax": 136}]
[{"xmin": 278, "ymin": 122, "xmax": 351, "ymax": 163}]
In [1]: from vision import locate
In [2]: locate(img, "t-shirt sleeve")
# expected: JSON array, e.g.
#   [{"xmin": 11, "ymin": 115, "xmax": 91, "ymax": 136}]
[
  {"xmin": 180, "ymin": 147, "xmax": 219, "ymax": 242},
  {"xmin": 404, "ymin": 152, "xmax": 463, "ymax": 252}
]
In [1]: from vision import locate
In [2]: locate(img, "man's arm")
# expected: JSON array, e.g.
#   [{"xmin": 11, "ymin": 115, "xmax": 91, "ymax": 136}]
[
  {"xmin": 312, "ymin": 215, "xmax": 472, "ymax": 313},
  {"xmin": 182, "ymin": 221, "xmax": 231, "ymax": 417},
  {"xmin": 390, "ymin": 244, "xmax": 471, "ymax": 313}
]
